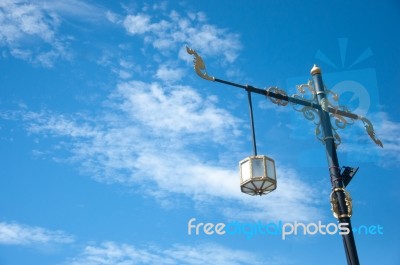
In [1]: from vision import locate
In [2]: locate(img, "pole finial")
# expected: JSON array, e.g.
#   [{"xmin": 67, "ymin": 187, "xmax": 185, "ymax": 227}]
[{"xmin": 311, "ymin": 64, "xmax": 321, "ymax": 75}]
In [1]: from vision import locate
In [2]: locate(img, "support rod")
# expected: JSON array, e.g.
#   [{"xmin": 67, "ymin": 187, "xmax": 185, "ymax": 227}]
[{"xmin": 246, "ymin": 87, "xmax": 257, "ymax": 156}]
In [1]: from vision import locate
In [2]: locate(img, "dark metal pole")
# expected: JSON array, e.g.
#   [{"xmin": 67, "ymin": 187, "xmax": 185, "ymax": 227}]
[
  {"xmin": 311, "ymin": 65, "xmax": 360, "ymax": 265},
  {"xmin": 246, "ymin": 87, "xmax": 258, "ymax": 156}
]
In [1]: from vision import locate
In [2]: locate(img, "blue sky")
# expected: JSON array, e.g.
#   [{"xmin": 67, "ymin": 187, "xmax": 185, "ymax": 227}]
[{"xmin": 0, "ymin": 0, "xmax": 399, "ymax": 264}]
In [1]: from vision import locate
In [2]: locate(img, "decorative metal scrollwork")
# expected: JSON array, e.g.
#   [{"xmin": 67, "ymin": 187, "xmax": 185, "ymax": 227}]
[
  {"xmin": 295, "ymin": 79, "xmax": 317, "ymax": 103},
  {"xmin": 291, "ymin": 80, "xmax": 325, "ymax": 143},
  {"xmin": 292, "ymin": 105, "xmax": 324, "ymax": 143},
  {"xmin": 323, "ymin": 88, "xmax": 355, "ymax": 131},
  {"xmin": 186, "ymin": 46, "xmax": 215, "ymax": 81},
  {"xmin": 321, "ymin": 86, "xmax": 384, "ymax": 148},
  {"xmin": 290, "ymin": 80, "xmax": 361, "ymax": 148},
  {"xmin": 324, "ymin": 89, "xmax": 354, "ymax": 148},
  {"xmin": 267, "ymin": 87, "xmax": 289, "ymax": 106},
  {"xmin": 330, "ymin": 187, "xmax": 353, "ymax": 218}
]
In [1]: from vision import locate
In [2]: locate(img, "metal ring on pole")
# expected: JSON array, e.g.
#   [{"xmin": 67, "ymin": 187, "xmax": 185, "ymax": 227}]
[{"xmin": 323, "ymin": 136, "xmax": 335, "ymax": 141}]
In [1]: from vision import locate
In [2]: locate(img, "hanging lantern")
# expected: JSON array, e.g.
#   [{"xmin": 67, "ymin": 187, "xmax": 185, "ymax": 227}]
[{"xmin": 239, "ymin": 155, "xmax": 277, "ymax": 196}]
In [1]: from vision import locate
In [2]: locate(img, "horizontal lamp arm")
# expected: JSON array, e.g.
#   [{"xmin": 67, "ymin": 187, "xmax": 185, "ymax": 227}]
[
  {"xmin": 186, "ymin": 46, "xmax": 383, "ymax": 148},
  {"xmin": 215, "ymin": 79, "xmax": 361, "ymax": 119},
  {"xmin": 215, "ymin": 80, "xmax": 321, "ymax": 110}
]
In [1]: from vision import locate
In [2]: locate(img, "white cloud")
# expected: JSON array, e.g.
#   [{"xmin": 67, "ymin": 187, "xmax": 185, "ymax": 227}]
[
  {"xmin": 0, "ymin": 0, "xmax": 110, "ymax": 67},
  {"xmin": 0, "ymin": 2, "xmax": 322, "ymax": 223},
  {"xmin": 63, "ymin": 241, "xmax": 277, "ymax": 265},
  {"xmin": 155, "ymin": 65, "xmax": 185, "ymax": 82},
  {"xmin": 7, "ymin": 78, "xmax": 322, "ymax": 222},
  {"xmin": 0, "ymin": 0, "xmax": 68, "ymax": 66},
  {"xmin": 340, "ymin": 112, "xmax": 400, "ymax": 167},
  {"xmin": 123, "ymin": 14, "xmax": 152, "ymax": 35},
  {"xmin": 113, "ymin": 81, "xmax": 240, "ymax": 141},
  {"xmin": 377, "ymin": 114, "xmax": 400, "ymax": 159},
  {"xmin": 0, "ymin": 0, "xmax": 56, "ymax": 42},
  {"xmin": 117, "ymin": 9, "xmax": 241, "ymax": 63},
  {"xmin": 41, "ymin": 0, "xmax": 106, "ymax": 22},
  {"xmin": 118, "ymin": 69, "xmax": 132, "ymax": 80},
  {"xmin": 0, "ymin": 221, "xmax": 74, "ymax": 246},
  {"xmin": 105, "ymin": 10, "xmax": 120, "ymax": 24}
]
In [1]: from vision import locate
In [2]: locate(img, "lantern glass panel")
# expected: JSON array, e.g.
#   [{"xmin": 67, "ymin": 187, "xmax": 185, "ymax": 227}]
[
  {"xmin": 242, "ymin": 182, "xmax": 254, "ymax": 191},
  {"xmin": 252, "ymin": 158, "xmax": 265, "ymax": 178},
  {"xmin": 266, "ymin": 159, "xmax": 275, "ymax": 179},
  {"xmin": 253, "ymin": 180, "xmax": 264, "ymax": 189},
  {"xmin": 241, "ymin": 159, "xmax": 251, "ymax": 182},
  {"xmin": 264, "ymin": 182, "xmax": 275, "ymax": 191}
]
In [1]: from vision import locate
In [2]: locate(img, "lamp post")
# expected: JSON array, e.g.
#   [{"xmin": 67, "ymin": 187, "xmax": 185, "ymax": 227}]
[{"xmin": 186, "ymin": 46, "xmax": 383, "ymax": 265}]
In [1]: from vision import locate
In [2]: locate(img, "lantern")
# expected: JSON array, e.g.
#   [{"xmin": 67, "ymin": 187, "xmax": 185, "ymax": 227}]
[{"xmin": 239, "ymin": 155, "xmax": 277, "ymax": 196}]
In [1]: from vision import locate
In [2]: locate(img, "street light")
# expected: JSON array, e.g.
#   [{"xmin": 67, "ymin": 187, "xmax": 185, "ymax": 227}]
[
  {"xmin": 239, "ymin": 155, "xmax": 276, "ymax": 196},
  {"xmin": 186, "ymin": 46, "xmax": 383, "ymax": 265}
]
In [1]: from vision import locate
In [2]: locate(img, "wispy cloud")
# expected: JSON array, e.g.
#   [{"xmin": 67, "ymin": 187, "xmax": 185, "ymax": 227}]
[
  {"xmin": 110, "ymin": 8, "xmax": 241, "ymax": 63},
  {"xmin": 340, "ymin": 112, "xmax": 400, "ymax": 167},
  {"xmin": 0, "ymin": 0, "xmax": 69, "ymax": 67},
  {"xmin": 0, "ymin": 0, "xmax": 109, "ymax": 67},
  {"xmin": 155, "ymin": 64, "xmax": 185, "ymax": 83},
  {"xmin": 1, "ymin": 2, "xmax": 322, "ymax": 222},
  {"xmin": 0, "ymin": 221, "xmax": 74, "ymax": 246},
  {"xmin": 63, "ymin": 241, "xmax": 285, "ymax": 265},
  {"xmin": 3, "ymin": 77, "xmax": 322, "ymax": 222},
  {"xmin": 41, "ymin": 0, "xmax": 106, "ymax": 22},
  {"xmin": 113, "ymin": 81, "xmax": 241, "ymax": 142}
]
